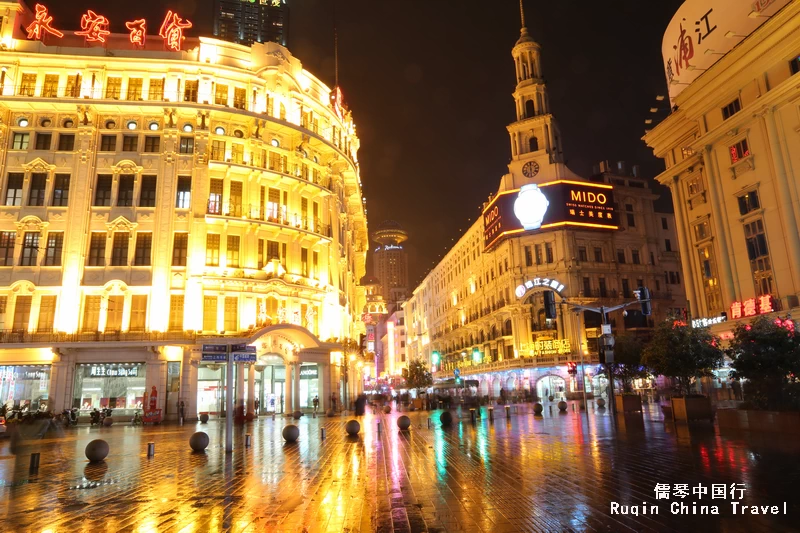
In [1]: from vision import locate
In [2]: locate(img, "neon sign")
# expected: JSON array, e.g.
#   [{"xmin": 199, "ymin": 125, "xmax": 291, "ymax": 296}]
[
  {"xmin": 730, "ymin": 295, "xmax": 774, "ymax": 320},
  {"xmin": 159, "ymin": 10, "xmax": 193, "ymax": 52},
  {"xmin": 76, "ymin": 10, "xmax": 110, "ymax": 43},
  {"xmin": 516, "ymin": 277, "xmax": 566, "ymax": 299},
  {"xmin": 691, "ymin": 315, "xmax": 727, "ymax": 328},
  {"xmin": 126, "ymin": 19, "xmax": 147, "ymax": 47},
  {"xmin": 26, "ymin": 4, "xmax": 63, "ymax": 40},
  {"xmin": 519, "ymin": 339, "xmax": 572, "ymax": 357}
]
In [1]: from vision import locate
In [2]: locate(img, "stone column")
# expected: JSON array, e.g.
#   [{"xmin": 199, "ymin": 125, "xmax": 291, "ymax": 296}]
[
  {"xmin": 321, "ymin": 362, "xmax": 331, "ymax": 411},
  {"xmin": 669, "ymin": 176, "xmax": 700, "ymax": 316},
  {"xmin": 294, "ymin": 361, "xmax": 301, "ymax": 411},
  {"xmin": 246, "ymin": 363, "xmax": 255, "ymax": 417},
  {"xmin": 702, "ymin": 147, "xmax": 738, "ymax": 303},
  {"xmin": 236, "ymin": 362, "xmax": 245, "ymax": 411},
  {"xmin": 284, "ymin": 362, "xmax": 293, "ymax": 414}
]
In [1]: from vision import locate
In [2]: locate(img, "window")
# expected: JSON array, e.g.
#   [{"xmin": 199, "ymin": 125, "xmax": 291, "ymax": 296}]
[
  {"xmin": 176, "ymin": 176, "xmax": 191, "ymax": 208},
  {"xmin": 582, "ymin": 277, "xmax": 591, "ymax": 295},
  {"xmin": 616, "ymin": 249, "xmax": 626, "ymax": 264},
  {"xmin": 229, "ymin": 181, "xmax": 242, "ymax": 216},
  {"xmin": 0, "ymin": 232, "xmax": 15, "ymax": 265},
  {"xmin": 148, "ymin": 78, "xmax": 164, "ymax": 100},
  {"xmin": 42, "ymin": 74, "xmax": 59, "ymax": 97},
  {"xmin": 134, "ymin": 233, "xmax": 152, "ymax": 266},
  {"xmin": 129, "ymin": 294, "xmax": 148, "ymax": 331},
  {"xmin": 233, "ymin": 87, "xmax": 246, "ymax": 110},
  {"xmin": 106, "ymin": 295, "xmax": 123, "ymax": 332},
  {"xmin": 4, "ymin": 173, "xmax": 22, "ymax": 206},
  {"xmin": 524, "ymin": 246, "xmax": 532, "ymax": 267},
  {"xmin": 792, "ymin": 56, "xmax": 800, "ymax": 75},
  {"xmin": 172, "ymin": 233, "xmax": 188, "ymax": 266},
  {"xmin": 545, "ymin": 243, "xmax": 553, "ymax": 263},
  {"xmin": 111, "ymin": 232, "xmax": 129, "ymax": 266},
  {"xmin": 82, "ymin": 295, "xmax": 101, "ymax": 332},
  {"xmin": 230, "ymin": 143, "xmax": 244, "ymax": 164},
  {"xmin": 13, "ymin": 295, "xmax": 32, "ymax": 331},
  {"xmin": 100, "ymin": 135, "xmax": 116, "ymax": 151},
  {"xmin": 267, "ymin": 188, "xmax": 280, "ymax": 220},
  {"xmin": 661, "ymin": 217, "xmax": 668, "ymax": 230},
  {"xmin": 122, "ymin": 135, "xmax": 138, "ymax": 152},
  {"xmin": 179, "ymin": 137, "xmax": 194, "ymax": 154},
  {"xmin": 211, "ymin": 140, "xmax": 225, "ymax": 161},
  {"xmin": 44, "ymin": 232, "xmax": 63, "ymax": 266},
  {"xmin": 203, "ymin": 296, "xmax": 218, "ymax": 332},
  {"xmin": 12, "ymin": 132, "xmax": 30, "ymax": 150},
  {"xmin": 223, "ymin": 297, "xmax": 238, "ymax": 331},
  {"xmin": 665, "ymin": 239, "xmax": 672, "ymax": 252},
  {"xmin": 106, "ymin": 77, "xmax": 122, "ymax": 99},
  {"xmin": 622, "ymin": 279, "xmax": 631, "ymax": 299},
  {"xmin": 168, "ymin": 295, "xmax": 184, "ymax": 331},
  {"xmin": 737, "ymin": 190, "xmax": 760, "ymax": 215},
  {"xmin": 267, "ymin": 240, "xmax": 280, "ymax": 261},
  {"xmin": 35, "ymin": 133, "xmax": 51, "ymax": 151},
  {"xmin": 183, "ymin": 80, "xmax": 198, "ymax": 102},
  {"xmin": 744, "ymin": 218, "xmax": 774, "ymax": 296},
  {"xmin": 126, "ymin": 78, "xmax": 143, "ymax": 100},
  {"xmin": 206, "ymin": 234, "xmax": 220, "ymax": 266},
  {"xmin": 534, "ymin": 245, "xmax": 542, "ymax": 265},
  {"xmin": 87, "ymin": 232, "xmax": 106, "ymax": 266},
  {"xmin": 214, "ymin": 83, "xmax": 228, "ymax": 105},
  {"xmin": 144, "ymin": 136, "xmax": 160, "ymax": 153},
  {"xmin": 28, "ymin": 173, "xmax": 46, "ymax": 206},
  {"xmin": 301, "ymin": 247, "xmax": 309, "ymax": 277},
  {"xmin": 19, "ymin": 73, "xmax": 36, "ymax": 96},
  {"xmin": 226, "ymin": 235, "xmax": 240, "ymax": 268},
  {"xmin": 19, "ymin": 232, "xmax": 39, "ymax": 266},
  {"xmin": 313, "ymin": 251, "xmax": 319, "ymax": 279},
  {"xmin": 632, "ymin": 250, "xmax": 640, "ymax": 265},
  {"xmin": 722, "ymin": 98, "xmax": 741, "ymax": 120},
  {"xmin": 650, "ymin": 252, "xmax": 655, "ymax": 265},
  {"xmin": 593, "ymin": 248, "xmax": 603, "ymax": 263},
  {"xmin": 139, "ymin": 175, "xmax": 157, "ymax": 207},
  {"xmin": 117, "ymin": 175, "xmax": 134, "ymax": 206},
  {"xmin": 258, "ymin": 239, "xmax": 265, "ymax": 269},
  {"xmin": 94, "ymin": 175, "xmax": 112, "ymax": 206},
  {"xmin": 578, "ymin": 246, "xmax": 587, "ymax": 262},
  {"xmin": 626, "ymin": 213, "xmax": 635, "ymax": 227},
  {"xmin": 729, "ymin": 138, "xmax": 750, "ymax": 163},
  {"xmin": 269, "ymin": 152, "xmax": 287, "ymax": 173},
  {"xmin": 65, "ymin": 74, "xmax": 81, "ymax": 97},
  {"xmin": 693, "ymin": 221, "xmax": 710, "ymax": 241},
  {"xmin": 57, "ymin": 134, "xmax": 75, "ymax": 151},
  {"xmin": 37, "ymin": 295, "xmax": 56, "ymax": 332},
  {"xmin": 208, "ymin": 179, "xmax": 223, "ymax": 214},
  {"xmin": 599, "ymin": 278, "xmax": 607, "ymax": 298}
]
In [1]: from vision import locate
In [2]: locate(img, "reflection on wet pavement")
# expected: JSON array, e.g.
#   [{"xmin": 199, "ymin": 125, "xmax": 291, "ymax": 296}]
[{"xmin": 1, "ymin": 402, "xmax": 798, "ymax": 532}]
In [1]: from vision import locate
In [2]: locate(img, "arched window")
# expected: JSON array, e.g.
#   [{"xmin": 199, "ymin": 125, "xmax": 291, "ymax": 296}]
[
  {"xmin": 521, "ymin": 59, "xmax": 529, "ymax": 80},
  {"xmin": 525, "ymin": 99, "xmax": 535, "ymax": 119},
  {"xmin": 529, "ymin": 136, "xmax": 539, "ymax": 152},
  {"xmin": 503, "ymin": 319, "xmax": 513, "ymax": 336},
  {"xmin": 479, "ymin": 330, "xmax": 485, "ymax": 343},
  {"xmin": 279, "ymin": 103, "xmax": 287, "ymax": 121},
  {"xmin": 536, "ymin": 93, "xmax": 544, "ymax": 115}
]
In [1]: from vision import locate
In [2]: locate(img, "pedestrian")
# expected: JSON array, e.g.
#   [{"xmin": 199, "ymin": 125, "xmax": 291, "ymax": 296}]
[
  {"xmin": 731, "ymin": 379, "xmax": 742, "ymax": 401},
  {"xmin": 254, "ymin": 399, "xmax": 260, "ymax": 414},
  {"xmin": 331, "ymin": 393, "xmax": 337, "ymax": 412},
  {"xmin": 313, "ymin": 395, "xmax": 319, "ymax": 413}
]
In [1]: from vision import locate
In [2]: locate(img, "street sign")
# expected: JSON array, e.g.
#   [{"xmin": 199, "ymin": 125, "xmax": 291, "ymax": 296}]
[
  {"xmin": 454, "ymin": 368, "xmax": 461, "ymax": 378},
  {"xmin": 202, "ymin": 344, "xmax": 227, "ymax": 354},
  {"xmin": 233, "ymin": 353, "xmax": 257, "ymax": 363},
  {"xmin": 201, "ymin": 353, "xmax": 227, "ymax": 362},
  {"xmin": 230, "ymin": 343, "xmax": 248, "ymax": 352},
  {"xmin": 601, "ymin": 324, "xmax": 612, "ymax": 335}
]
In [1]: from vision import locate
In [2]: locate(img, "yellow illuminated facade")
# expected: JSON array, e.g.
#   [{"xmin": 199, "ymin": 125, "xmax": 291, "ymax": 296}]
[{"xmin": 0, "ymin": 1, "xmax": 367, "ymax": 418}]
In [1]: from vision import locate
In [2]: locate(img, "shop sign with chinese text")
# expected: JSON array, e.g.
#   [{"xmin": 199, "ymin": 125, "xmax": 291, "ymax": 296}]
[
  {"xmin": 519, "ymin": 339, "xmax": 572, "ymax": 357},
  {"xmin": 730, "ymin": 295, "xmax": 774, "ymax": 319}
]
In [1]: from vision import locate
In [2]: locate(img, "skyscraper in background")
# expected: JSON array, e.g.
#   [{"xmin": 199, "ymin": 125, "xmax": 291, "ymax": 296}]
[
  {"xmin": 372, "ymin": 221, "xmax": 409, "ymax": 304},
  {"xmin": 213, "ymin": 0, "xmax": 289, "ymax": 47}
]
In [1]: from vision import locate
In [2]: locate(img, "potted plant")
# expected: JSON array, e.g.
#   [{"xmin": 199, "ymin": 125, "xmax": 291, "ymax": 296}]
[
  {"xmin": 608, "ymin": 334, "xmax": 649, "ymax": 413},
  {"xmin": 405, "ymin": 359, "xmax": 433, "ymax": 410},
  {"xmin": 642, "ymin": 318, "xmax": 723, "ymax": 421}
]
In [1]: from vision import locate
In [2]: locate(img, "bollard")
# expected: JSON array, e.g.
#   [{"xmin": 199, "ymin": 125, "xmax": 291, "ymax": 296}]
[
  {"xmin": 320, "ymin": 427, "xmax": 326, "ymax": 440},
  {"xmin": 488, "ymin": 407, "xmax": 494, "ymax": 421},
  {"xmin": 245, "ymin": 434, "xmax": 252, "ymax": 447},
  {"xmin": 549, "ymin": 405, "xmax": 553, "ymax": 416},
  {"xmin": 272, "ymin": 412, "xmax": 275, "ymax": 420},
  {"xmin": 572, "ymin": 403, "xmax": 576, "ymax": 412},
  {"xmin": 470, "ymin": 408, "xmax": 476, "ymax": 423},
  {"xmin": 179, "ymin": 417, "xmax": 184, "ymax": 426},
  {"xmin": 147, "ymin": 442, "xmax": 155, "ymax": 457},
  {"xmin": 427, "ymin": 418, "xmax": 432, "ymax": 429},
  {"xmin": 313, "ymin": 411, "xmax": 316, "ymax": 419},
  {"xmin": 505, "ymin": 405, "xmax": 511, "ymax": 419},
  {"xmin": 29, "ymin": 452, "xmax": 40, "ymax": 473}
]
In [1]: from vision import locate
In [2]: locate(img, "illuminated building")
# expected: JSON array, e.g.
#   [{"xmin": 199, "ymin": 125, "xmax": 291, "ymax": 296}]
[
  {"xmin": 0, "ymin": 1, "xmax": 366, "ymax": 419},
  {"xmin": 213, "ymin": 0, "xmax": 289, "ymax": 47},
  {"xmin": 404, "ymin": 3, "xmax": 684, "ymax": 400},
  {"xmin": 644, "ymin": 0, "xmax": 799, "ymax": 341},
  {"xmin": 372, "ymin": 220, "xmax": 409, "ymax": 303}
]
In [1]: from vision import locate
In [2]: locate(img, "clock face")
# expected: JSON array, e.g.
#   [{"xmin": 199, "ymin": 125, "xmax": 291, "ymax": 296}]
[{"xmin": 523, "ymin": 161, "xmax": 540, "ymax": 178}]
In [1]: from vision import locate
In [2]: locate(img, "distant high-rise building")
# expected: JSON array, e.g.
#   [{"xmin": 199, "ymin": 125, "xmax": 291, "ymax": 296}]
[
  {"xmin": 372, "ymin": 221, "xmax": 409, "ymax": 304},
  {"xmin": 213, "ymin": 0, "xmax": 289, "ymax": 47}
]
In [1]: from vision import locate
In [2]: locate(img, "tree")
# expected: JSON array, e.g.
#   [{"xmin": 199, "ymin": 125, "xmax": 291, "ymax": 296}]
[
  {"xmin": 405, "ymin": 359, "xmax": 433, "ymax": 397},
  {"xmin": 607, "ymin": 333, "xmax": 649, "ymax": 393},
  {"xmin": 642, "ymin": 319, "xmax": 723, "ymax": 396},
  {"xmin": 728, "ymin": 316, "xmax": 800, "ymax": 411}
]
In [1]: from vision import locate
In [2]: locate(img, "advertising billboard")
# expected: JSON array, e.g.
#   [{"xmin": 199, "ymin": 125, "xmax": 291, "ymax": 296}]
[{"xmin": 483, "ymin": 180, "xmax": 618, "ymax": 250}]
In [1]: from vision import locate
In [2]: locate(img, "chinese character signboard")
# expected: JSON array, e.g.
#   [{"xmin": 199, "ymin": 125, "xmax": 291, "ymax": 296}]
[
  {"xmin": 483, "ymin": 181, "xmax": 617, "ymax": 250},
  {"xmin": 730, "ymin": 295, "xmax": 774, "ymax": 320},
  {"xmin": 515, "ymin": 278, "xmax": 567, "ymax": 299},
  {"xmin": 662, "ymin": 0, "xmax": 790, "ymax": 104},
  {"xmin": 519, "ymin": 339, "xmax": 572, "ymax": 357}
]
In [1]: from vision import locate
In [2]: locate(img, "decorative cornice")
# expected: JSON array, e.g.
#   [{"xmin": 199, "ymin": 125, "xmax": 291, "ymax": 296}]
[
  {"xmin": 22, "ymin": 157, "xmax": 56, "ymax": 173},
  {"xmin": 106, "ymin": 216, "xmax": 138, "ymax": 235},
  {"xmin": 15, "ymin": 215, "xmax": 48, "ymax": 233}
]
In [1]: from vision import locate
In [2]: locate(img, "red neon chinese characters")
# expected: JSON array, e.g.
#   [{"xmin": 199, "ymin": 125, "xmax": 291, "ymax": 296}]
[
  {"xmin": 159, "ymin": 10, "xmax": 192, "ymax": 52},
  {"xmin": 76, "ymin": 10, "xmax": 111, "ymax": 43},
  {"xmin": 26, "ymin": 4, "xmax": 64, "ymax": 40},
  {"xmin": 742, "ymin": 298, "xmax": 758, "ymax": 317},
  {"xmin": 126, "ymin": 19, "xmax": 147, "ymax": 47},
  {"xmin": 730, "ymin": 301, "xmax": 743, "ymax": 320},
  {"xmin": 759, "ymin": 294, "xmax": 774, "ymax": 314}
]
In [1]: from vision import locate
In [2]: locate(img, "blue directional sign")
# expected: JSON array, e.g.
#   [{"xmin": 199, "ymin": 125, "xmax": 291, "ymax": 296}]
[
  {"xmin": 201, "ymin": 353, "xmax": 227, "ymax": 362},
  {"xmin": 230, "ymin": 343, "xmax": 248, "ymax": 352},
  {"xmin": 454, "ymin": 368, "xmax": 461, "ymax": 378},
  {"xmin": 202, "ymin": 344, "xmax": 227, "ymax": 354},
  {"xmin": 232, "ymin": 345, "xmax": 257, "ymax": 363}
]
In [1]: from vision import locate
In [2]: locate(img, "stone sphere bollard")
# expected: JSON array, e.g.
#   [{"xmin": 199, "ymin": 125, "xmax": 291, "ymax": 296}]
[
  {"xmin": 548, "ymin": 395, "xmax": 554, "ymax": 402},
  {"xmin": 326, "ymin": 409, "xmax": 336, "ymax": 417},
  {"xmin": 345, "ymin": 419, "xmax": 361, "ymax": 435},
  {"xmin": 199, "ymin": 413, "xmax": 209, "ymax": 424},
  {"xmin": 292, "ymin": 411, "xmax": 302, "ymax": 420},
  {"xmin": 558, "ymin": 401, "xmax": 568, "ymax": 412},
  {"xmin": 102, "ymin": 417, "xmax": 113, "ymax": 427},
  {"xmin": 397, "ymin": 415, "xmax": 411, "ymax": 431},
  {"xmin": 383, "ymin": 405, "xmax": 391, "ymax": 414},
  {"xmin": 189, "ymin": 431, "xmax": 210, "ymax": 452},
  {"xmin": 596, "ymin": 398, "xmax": 606, "ymax": 408},
  {"xmin": 83, "ymin": 462, "xmax": 108, "ymax": 481},
  {"xmin": 533, "ymin": 403, "xmax": 544, "ymax": 415},
  {"xmin": 85, "ymin": 439, "xmax": 109, "ymax": 463},
  {"xmin": 439, "ymin": 411, "xmax": 453, "ymax": 426},
  {"xmin": 282, "ymin": 424, "xmax": 300, "ymax": 442}
]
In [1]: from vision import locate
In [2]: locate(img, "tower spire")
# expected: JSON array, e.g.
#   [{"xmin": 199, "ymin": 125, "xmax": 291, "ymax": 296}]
[
  {"xmin": 334, "ymin": 1, "xmax": 339, "ymax": 87},
  {"xmin": 520, "ymin": 0, "xmax": 526, "ymax": 29}
]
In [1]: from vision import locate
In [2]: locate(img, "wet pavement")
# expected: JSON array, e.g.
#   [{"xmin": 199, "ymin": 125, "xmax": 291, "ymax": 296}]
[{"xmin": 0, "ymin": 402, "xmax": 798, "ymax": 532}]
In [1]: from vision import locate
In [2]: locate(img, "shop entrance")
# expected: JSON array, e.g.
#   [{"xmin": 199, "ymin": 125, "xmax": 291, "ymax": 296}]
[{"xmin": 536, "ymin": 375, "xmax": 566, "ymax": 401}]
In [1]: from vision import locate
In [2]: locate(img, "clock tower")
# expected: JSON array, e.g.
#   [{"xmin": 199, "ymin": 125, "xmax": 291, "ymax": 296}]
[{"xmin": 507, "ymin": 0, "xmax": 565, "ymax": 184}]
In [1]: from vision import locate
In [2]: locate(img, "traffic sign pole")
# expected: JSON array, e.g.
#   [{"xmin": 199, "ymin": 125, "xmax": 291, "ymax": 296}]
[{"xmin": 225, "ymin": 343, "xmax": 233, "ymax": 453}]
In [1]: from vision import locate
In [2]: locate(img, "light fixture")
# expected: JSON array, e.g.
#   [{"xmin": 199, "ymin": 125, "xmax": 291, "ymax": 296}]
[
  {"xmin": 17, "ymin": 118, "xmax": 29, "ymax": 127},
  {"xmin": 649, "ymin": 107, "xmax": 658, "ymax": 113},
  {"xmin": 645, "ymin": 119, "xmax": 653, "ymax": 124},
  {"xmin": 126, "ymin": 120, "xmax": 137, "ymax": 130},
  {"xmin": 40, "ymin": 118, "xmax": 51, "ymax": 127},
  {"xmin": 183, "ymin": 123, "xmax": 194, "ymax": 133},
  {"xmin": 270, "ymin": 138, "xmax": 280, "ymax": 147},
  {"xmin": 655, "ymin": 95, "xmax": 665, "ymax": 101},
  {"xmin": 214, "ymin": 126, "xmax": 225, "ymax": 135},
  {"xmin": 233, "ymin": 129, "xmax": 244, "ymax": 138},
  {"xmin": 149, "ymin": 122, "xmax": 159, "ymax": 131}
]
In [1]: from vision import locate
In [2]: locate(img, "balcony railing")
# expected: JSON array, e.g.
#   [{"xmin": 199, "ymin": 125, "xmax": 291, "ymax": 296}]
[{"xmin": 206, "ymin": 204, "xmax": 332, "ymax": 239}]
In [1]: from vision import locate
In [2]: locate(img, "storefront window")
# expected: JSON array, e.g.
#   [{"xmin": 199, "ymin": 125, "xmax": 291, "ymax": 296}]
[
  {"xmin": 72, "ymin": 363, "xmax": 145, "ymax": 414},
  {"xmin": 298, "ymin": 364, "xmax": 319, "ymax": 409},
  {"xmin": 197, "ymin": 364, "xmax": 225, "ymax": 418},
  {"xmin": 0, "ymin": 365, "xmax": 50, "ymax": 411}
]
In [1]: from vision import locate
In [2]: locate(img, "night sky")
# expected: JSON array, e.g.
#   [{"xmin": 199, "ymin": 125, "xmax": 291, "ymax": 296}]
[{"xmin": 43, "ymin": 0, "xmax": 683, "ymax": 286}]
